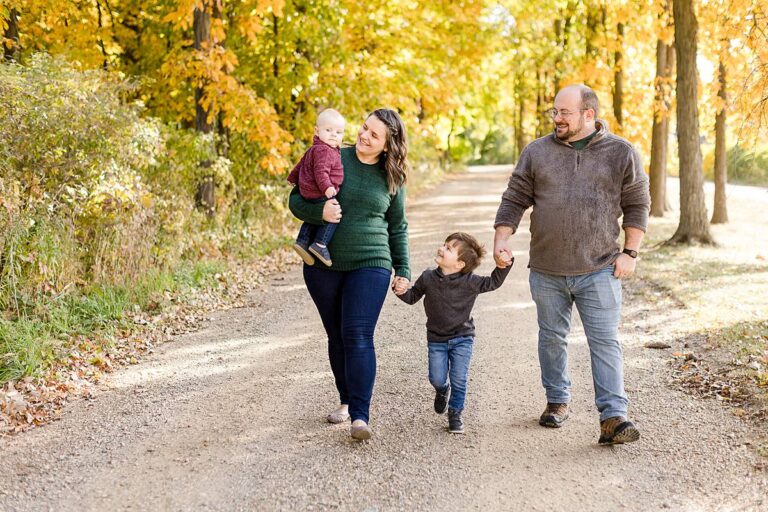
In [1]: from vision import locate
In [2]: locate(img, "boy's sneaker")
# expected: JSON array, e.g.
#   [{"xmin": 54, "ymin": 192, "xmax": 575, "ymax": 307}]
[
  {"xmin": 539, "ymin": 403, "xmax": 569, "ymax": 428},
  {"xmin": 447, "ymin": 408, "xmax": 464, "ymax": 434},
  {"xmin": 434, "ymin": 385, "xmax": 450, "ymax": 414},
  {"xmin": 309, "ymin": 242, "xmax": 332, "ymax": 266},
  {"xmin": 598, "ymin": 416, "xmax": 640, "ymax": 445},
  {"xmin": 293, "ymin": 242, "xmax": 315, "ymax": 265}
]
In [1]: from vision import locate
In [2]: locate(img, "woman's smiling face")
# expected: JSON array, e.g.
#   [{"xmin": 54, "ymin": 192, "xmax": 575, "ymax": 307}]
[{"xmin": 356, "ymin": 115, "xmax": 388, "ymax": 159}]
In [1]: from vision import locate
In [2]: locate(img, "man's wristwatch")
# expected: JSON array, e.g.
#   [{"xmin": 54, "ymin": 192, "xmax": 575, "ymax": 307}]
[{"xmin": 622, "ymin": 248, "xmax": 638, "ymax": 259}]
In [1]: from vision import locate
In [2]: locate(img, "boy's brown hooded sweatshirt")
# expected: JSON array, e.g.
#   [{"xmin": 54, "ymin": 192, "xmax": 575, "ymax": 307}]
[{"xmin": 494, "ymin": 121, "xmax": 650, "ymax": 276}]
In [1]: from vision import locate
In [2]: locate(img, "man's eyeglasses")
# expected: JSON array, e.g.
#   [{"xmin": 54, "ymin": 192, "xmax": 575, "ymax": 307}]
[{"xmin": 546, "ymin": 108, "xmax": 587, "ymax": 119}]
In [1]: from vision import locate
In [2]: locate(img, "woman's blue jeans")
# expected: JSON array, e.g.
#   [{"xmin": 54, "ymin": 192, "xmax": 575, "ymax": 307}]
[
  {"xmin": 428, "ymin": 336, "xmax": 474, "ymax": 411},
  {"xmin": 303, "ymin": 265, "xmax": 391, "ymax": 423},
  {"xmin": 529, "ymin": 266, "xmax": 628, "ymax": 421}
]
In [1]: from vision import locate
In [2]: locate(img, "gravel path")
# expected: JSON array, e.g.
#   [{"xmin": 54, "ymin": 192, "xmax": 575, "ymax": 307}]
[{"xmin": 1, "ymin": 167, "xmax": 766, "ymax": 511}]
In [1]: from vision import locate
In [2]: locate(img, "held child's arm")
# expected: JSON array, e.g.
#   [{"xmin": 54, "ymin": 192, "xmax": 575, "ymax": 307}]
[
  {"xmin": 395, "ymin": 273, "xmax": 425, "ymax": 304},
  {"xmin": 474, "ymin": 262, "xmax": 513, "ymax": 293}
]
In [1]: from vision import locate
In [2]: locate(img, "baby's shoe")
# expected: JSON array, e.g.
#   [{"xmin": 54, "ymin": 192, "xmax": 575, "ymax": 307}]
[
  {"xmin": 309, "ymin": 242, "xmax": 332, "ymax": 266},
  {"xmin": 293, "ymin": 241, "xmax": 315, "ymax": 265}
]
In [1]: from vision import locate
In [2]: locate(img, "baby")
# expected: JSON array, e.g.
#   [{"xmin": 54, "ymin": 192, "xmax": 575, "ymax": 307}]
[{"xmin": 287, "ymin": 108, "xmax": 346, "ymax": 266}]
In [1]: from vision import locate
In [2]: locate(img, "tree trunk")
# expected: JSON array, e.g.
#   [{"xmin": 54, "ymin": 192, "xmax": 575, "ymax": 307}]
[
  {"xmin": 585, "ymin": 7, "xmax": 598, "ymax": 59},
  {"xmin": 535, "ymin": 70, "xmax": 544, "ymax": 138},
  {"xmin": 516, "ymin": 94, "xmax": 525, "ymax": 160},
  {"xmin": 650, "ymin": 36, "xmax": 673, "ymax": 217},
  {"xmin": 664, "ymin": 43, "xmax": 675, "ymax": 212},
  {"xmin": 194, "ymin": 4, "xmax": 215, "ymax": 216},
  {"xmin": 96, "ymin": 1, "xmax": 109, "ymax": 69},
  {"xmin": 272, "ymin": 14, "xmax": 279, "ymax": 78},
  {"xmin": 650, "ymin": 1, "xmax": 674, "ymax": 216},
  {"xmin": 512, "ymin": 92, "xmax": 519, "ymax": 159},
  {"xmin": 668, "ymin": 0, "xmax": 714, "ymax": 245},
  {"xmin": 711, "ymin": 60, "xmax": 728, "ymax": 224},
  {"xmin": 553, "ymin": 19, "xmax": 563, "ymax": 93},
  {"xmin": 443, "ymin": 115, "xmax": 455, "ymax": 167},
  {"xmin": 553, "ymin": 2, "xmax": 575, "ymax": 93},
  {"xmin": 3, "ymin": 8, "xmax": 19, "ymax": 62},
  {"xmin": 613, "ymin": 22, "xmax": 624, "ymax": 132}
]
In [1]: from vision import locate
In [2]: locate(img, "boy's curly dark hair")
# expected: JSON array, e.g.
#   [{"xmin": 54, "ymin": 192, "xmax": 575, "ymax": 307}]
[{"xmin": 445, "ymin": 232, "xmax": 485, "ymax": 274}]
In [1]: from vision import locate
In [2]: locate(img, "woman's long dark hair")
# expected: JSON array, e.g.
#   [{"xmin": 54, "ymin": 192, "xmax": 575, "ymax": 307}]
[{"xmin": 371, "ymin": 108, "xmax": 409, "ymax": 194}]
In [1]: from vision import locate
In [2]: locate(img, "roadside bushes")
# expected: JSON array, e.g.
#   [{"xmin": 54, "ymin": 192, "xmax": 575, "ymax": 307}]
[
  {"xmin": 0, "ymin": 54, "xmax": 453, "ymax": 384},
  {"xmin": 0, "ymin": 55, "xmax": 293, "ymax": 382},
  {"xmin": 703, "ymin": 144, "xmax": 768, "ymax": 186},
  {"xmin": 0, "ymin": 55, "xmax": 182, "ymax": 304}
]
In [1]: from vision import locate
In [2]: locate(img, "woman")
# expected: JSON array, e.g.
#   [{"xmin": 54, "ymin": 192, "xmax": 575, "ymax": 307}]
[{"xmin": 289, "ymin": 108, "xmax": 410, "ymax": 440}]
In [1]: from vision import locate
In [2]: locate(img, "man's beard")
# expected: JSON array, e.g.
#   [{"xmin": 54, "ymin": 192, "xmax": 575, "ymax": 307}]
[{"xmin": 555, "ymin": 115, "xmax": 585, "ymax": 140}]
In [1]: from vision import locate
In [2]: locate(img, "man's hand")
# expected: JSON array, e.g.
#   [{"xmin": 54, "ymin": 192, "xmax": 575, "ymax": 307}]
[
  {"xmin": 613, "ymin": 253, "xmax": 637, "ymax": 279},
  {"xmin": 324, "ymin": 186, "xmax": 337, "ymax": 199},
  {"xmin": 615, "ymin": 226, "xmax": 644, "ymax": 279},
  {"xmin": 493, "ymin": 226, "xmax": 515, "ymax": 268},
  {"xmin": 496, "ymin": 251, "xmax": 513, "ymax": 269},
  {"xmin": 391, "ymin": 276, "xmax": 409, "ymax": 295}
]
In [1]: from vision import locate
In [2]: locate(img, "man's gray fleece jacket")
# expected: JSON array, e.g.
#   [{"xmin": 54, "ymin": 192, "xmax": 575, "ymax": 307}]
[{"xmin": 494, "ymin": 121, "xmax": 650, "ymax": 276}]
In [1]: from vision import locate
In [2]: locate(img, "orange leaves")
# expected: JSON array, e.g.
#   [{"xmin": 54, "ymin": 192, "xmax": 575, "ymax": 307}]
[
  {"xmin": 235, "ymin": 14, "xmax": 267, "ymax": 43},
  {"xmin": 152, "ymin": 0, "xmax": 292, "ymax": 173},
  {"xmin": 212, "ymin": 82, "xmax": 292, "ymax": 174},
  {"xmin": 233, "ymin": 0, "xmax": 284, "ymax": 42},
  {"xmin": 163, "ymin": 0, "xmax": 201, "ymax": 29}
]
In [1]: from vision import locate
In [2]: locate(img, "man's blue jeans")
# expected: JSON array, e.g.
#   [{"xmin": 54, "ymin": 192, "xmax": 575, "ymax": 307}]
[
  {"xmin": 529, "ymin": 266, "xmax": 628, "ymax": 420},
  {"xmin": 427, "ymin": 336, "xmax": 474, "ymax": 411}
]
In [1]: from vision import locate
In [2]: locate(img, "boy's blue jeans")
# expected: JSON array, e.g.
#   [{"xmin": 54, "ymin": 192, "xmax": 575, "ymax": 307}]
[
  {"xmin": 428, "ymin": 336, "xmax": 474, "ymax": 411},
  {"xmin": 529, "ymin": 265, "xmax": 628, "ymax": 421}
]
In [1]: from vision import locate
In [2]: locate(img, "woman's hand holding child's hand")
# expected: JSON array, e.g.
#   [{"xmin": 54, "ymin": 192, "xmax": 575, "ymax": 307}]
[{"xmin": 391, "ymin": 277, "xmax": 410, "ymax": 295}]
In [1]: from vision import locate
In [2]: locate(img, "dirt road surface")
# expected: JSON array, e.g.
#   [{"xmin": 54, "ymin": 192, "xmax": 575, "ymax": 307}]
[{"xmin": 2, "ymin": 167, "xmax": 766, "ymax": 511}]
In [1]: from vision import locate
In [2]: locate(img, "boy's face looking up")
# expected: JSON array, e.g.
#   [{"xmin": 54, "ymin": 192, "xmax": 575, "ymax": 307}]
[
  {"xmin": 435, "ymin": 240, "xmax": 466, "ymax": 275},
  {"xmin": 315, "ymin": 109, "xmax": 346, "ymax": 148}
]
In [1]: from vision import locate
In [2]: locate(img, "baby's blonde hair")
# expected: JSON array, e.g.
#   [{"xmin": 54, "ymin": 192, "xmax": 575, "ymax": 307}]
[{"xmin": 317, "ymin": 108, "xmax": 345, "ymax": 127}]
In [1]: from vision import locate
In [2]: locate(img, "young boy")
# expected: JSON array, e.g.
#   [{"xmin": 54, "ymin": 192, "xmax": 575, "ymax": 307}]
[
  {"xmin": 394, "ymin": 232, "xmax": 513, "ymax": 434},
  {"xmin": 287, "ymin": 108, "xmax": 346, "ymax": 266}
]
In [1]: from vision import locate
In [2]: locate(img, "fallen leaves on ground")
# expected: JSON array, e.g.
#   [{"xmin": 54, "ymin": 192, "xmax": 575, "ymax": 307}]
[
  {"xmin": 0, "ymin": 249, "xmax": 295, "ymax": 435},
  {"xmin": 670, "ymin": 330, "xmax": 768, "ymax": 429}
]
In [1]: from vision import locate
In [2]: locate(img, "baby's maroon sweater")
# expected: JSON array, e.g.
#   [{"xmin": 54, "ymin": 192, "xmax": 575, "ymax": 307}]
[{"xmin": 286, "ymin": 135, "xmax": 344, "ymax": 199}]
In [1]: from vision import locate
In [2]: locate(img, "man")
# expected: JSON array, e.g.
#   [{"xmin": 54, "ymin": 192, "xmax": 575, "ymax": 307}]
[{"xmin": 494, "ymin": 84, "xmax": 650, "ymax": 445}]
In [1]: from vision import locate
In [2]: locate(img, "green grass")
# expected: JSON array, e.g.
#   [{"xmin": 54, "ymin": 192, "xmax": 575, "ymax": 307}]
[
  {"xmin": 0, "ymin": 318, "xmax": 55, "ymax": 383},
  {"xmin": 0, "ymin": 260, "xmax": 227, "ymax": 385}
]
